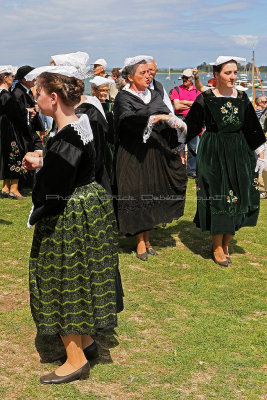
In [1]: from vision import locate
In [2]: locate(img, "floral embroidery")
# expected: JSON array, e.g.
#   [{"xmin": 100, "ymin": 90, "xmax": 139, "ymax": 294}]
[
  {"xmin": 226, "ymin": 189, "xmax": 238, "ymax": 204},
  {"xmin": 253, "ymin": 178, "xmax": 260, "ymax": 190},
  {"xmin": 220, "ymin": 101, "xmax": 240, "ymax": 126},
  {"xmin": 9, "ymin": 142, "xmax": 27, "ymax": 174}
]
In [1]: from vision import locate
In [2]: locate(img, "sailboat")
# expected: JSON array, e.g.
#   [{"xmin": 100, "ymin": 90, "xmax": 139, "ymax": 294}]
[
  {"xmin": 249, "ymin": 49, "xmax": 265, "ymax": 106},
  {"xmin": 166, "ymin": 66, "xmax": 170, "ymax": 80},
  {"xmin": 206, "ymin": 64, "xmax": 211, "ymax": 78}
]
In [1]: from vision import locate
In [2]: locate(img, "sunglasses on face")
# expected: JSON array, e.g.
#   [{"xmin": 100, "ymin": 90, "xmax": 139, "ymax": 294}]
[{"xmin": 182, "ymin": 76, "xmax": 192, "ymax": 81}]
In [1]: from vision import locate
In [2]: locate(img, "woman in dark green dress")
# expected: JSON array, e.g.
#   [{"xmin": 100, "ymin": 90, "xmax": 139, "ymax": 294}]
[
  {"xmin": 23, "ymin": 65, "xmax": 123, "ymax": 384},
  {"xmin": 185, "ymin": 56, "xmax": 266, "ymax": 266}
]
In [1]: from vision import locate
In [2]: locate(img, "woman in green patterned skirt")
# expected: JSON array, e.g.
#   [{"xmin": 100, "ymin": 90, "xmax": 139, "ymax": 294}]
[
  {"xmin": 185, "ymin": 56, "xmax": 266, "ymax": 266},
  {"xmin": 23, "ymin": 65, "xmax": 123, "ymax": 384}
]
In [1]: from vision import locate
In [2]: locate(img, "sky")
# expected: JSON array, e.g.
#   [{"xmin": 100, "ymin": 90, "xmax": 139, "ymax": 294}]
[{"xmin": 0, "ymin": 0, "xmax": 267, "ymax": 69}]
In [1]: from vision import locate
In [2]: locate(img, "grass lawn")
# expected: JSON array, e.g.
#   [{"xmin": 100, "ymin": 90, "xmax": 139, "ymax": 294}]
[{"xmin": 0, "ymin": 180, "xmax": 266, "ymax": 400}]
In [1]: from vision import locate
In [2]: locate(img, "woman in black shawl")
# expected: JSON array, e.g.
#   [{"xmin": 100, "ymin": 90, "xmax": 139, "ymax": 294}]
[{"xmin": 113, "ymin": 56, "xmax": 187, "ymax": 261}]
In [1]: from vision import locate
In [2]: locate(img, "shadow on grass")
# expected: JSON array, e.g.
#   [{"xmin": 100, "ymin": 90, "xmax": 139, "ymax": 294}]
[
  {"xmin": 175, "ymin": 219, "xmax": 245, "ymax": 259},
  {"xmin": 118, "ymin": 225, "xmax": 177, "ymax": 254},
  {"xmin": 0, "ymin": 219, "xmax": 12, "ymax": 225},
  {"xmin": 118, "ymin": 218, "xmax": 246, "ymax": 258},
  {"xmin": 34, "ymin": 329, "xmax": 120, "ymax": 367}
]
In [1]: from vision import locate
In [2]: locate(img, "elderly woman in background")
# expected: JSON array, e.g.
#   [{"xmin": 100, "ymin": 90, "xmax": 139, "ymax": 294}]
[
  {"xmin": 0, "ymin": 65, "xmax": 30, "ymax": 199},
  {"xmin": 184, "ymin": 56, "xmax": 266, "ymax": 266},
  {"xmin": 90, "ymin": 76, "xmax": 114, "ymax": 113},
  {"xmin": 90, "ymin": 76, "xmax": 117, "ymax": 183},
  {"xmin": 113, "ymin": 56, "xmax": 187, "ymax": 261}
]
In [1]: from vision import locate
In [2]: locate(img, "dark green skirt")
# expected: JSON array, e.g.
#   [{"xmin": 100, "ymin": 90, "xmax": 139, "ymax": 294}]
[
  {"xmin": 194, "ymin": 130, "xmax": 260, "ymax": 236},
  {"xmin": 29, "ymin": 182, "xmax": 121, "ymax": 336}
]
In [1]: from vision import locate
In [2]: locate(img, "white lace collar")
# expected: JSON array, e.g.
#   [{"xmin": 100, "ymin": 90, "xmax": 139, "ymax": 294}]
[
  {"xmin": 71, "ymin": 114, "xmax": 93, "ymax": 145},
  {"xmin": 125, "ymin": 87, "xmax": 151, "ymax": 104}
]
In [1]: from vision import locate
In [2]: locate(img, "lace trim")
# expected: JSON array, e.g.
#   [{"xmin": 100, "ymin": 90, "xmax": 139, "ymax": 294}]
[
  {"xmin": 255, "ymin": 143, "xmax": 266, "ymax": 155},
  {"xmin": 143, "ymin": 115, "xmax": 156, "ymax": 143},
  {"xmin": 167, "ymin": 115, "xmax": 187, "ymax": 143},
  {"xmin": 71, "ymin": 114, "xmax": 93, "ymax": 145},
  {"xmin": 143, "ymin": 115, "xmax": 187, "ymax": 144}
]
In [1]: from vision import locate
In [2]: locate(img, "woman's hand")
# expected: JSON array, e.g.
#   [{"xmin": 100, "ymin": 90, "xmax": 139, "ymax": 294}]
[
  {"xmin": 179, "ymin": 150, "xmax": 186, "ymax": 164},
  {"xmin": 22, "ymin": 152, "xmax": 43, "ymax": 170},
  {"xmin": 152, "ymin": 114, "xmax": 185, "ymax": 130},
  {"xmin": 192, "ymin": 68, "xmax": 199, "ymax": 80},
  {"xmin": 255, "ymin": 157, "xmax": 265, "ymax": 174},
  {"xmin": 151, "ymin": 114, "xmax": 170, "ymax": 124},
  {"xmin": 27, "ymin": 107, "xmax": 36, "ymax": 120}
]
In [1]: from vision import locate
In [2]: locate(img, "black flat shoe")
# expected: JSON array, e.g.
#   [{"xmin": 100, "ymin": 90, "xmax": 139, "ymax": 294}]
[
  {"xmin": 146, "ymin": 247, "xmax": 158, "ymax": 256},
  {"xmin": 40, "ymin": 361, "xmax": 90, "ymax": 384},
  {"xmin": 136, "ymin": 252, "xmax": 148, "ymax": 261},
  {"xmin": 0, "ymin": 190, "xmax": 9, "ymax": 198},
  {"xmin": 212, "ymin": 252, "xmax": 228, "ymax": 267},
  {"xmin": 9, "ymin": 192, "xmax": 26, "ymax": 200},
  {"xmin": 84, "ymin": 341, "xmax": 98, "ymax": 360}
]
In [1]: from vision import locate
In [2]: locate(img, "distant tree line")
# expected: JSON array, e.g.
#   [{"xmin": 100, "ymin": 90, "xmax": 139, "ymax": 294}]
[
  {"xmin": 196, "ymin": 62, "xmax": 267, "ymax": 73},
  {"xmin": 160, "ymin": 62, "xmax": 267, "ymax": 74}
]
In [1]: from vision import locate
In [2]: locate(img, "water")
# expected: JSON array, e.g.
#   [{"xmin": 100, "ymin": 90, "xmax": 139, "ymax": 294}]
[{"xmin": 84, "ymin": 73, "xmax": 267, "ymax": 99}]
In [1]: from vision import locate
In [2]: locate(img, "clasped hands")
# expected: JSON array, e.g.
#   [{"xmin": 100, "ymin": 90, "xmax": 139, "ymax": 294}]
[{"xmin": 22, "ymin": 152, "xmax": 43, "ymax": 170}]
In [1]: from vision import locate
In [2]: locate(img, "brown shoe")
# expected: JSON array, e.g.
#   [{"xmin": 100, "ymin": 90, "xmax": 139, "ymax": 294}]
[
  {"xmin": 146, "ymin": 247, "xmax": 158, "ymax": 256},
  {"xmin": 40, "ymin": 362, "xmax": 90, "ymax": 384},
  {"xmin": 211, "ymin": 248, "xmax": 228, "ymax": 267},
  {"xmin": 136, "ymin": 252, "xmax": 148, "ymax": 261}
]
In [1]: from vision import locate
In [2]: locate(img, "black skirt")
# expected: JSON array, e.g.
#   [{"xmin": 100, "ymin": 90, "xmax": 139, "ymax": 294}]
[{"xmin": 116, "ymin": 130, "xmax": 187, "ymax": 235}]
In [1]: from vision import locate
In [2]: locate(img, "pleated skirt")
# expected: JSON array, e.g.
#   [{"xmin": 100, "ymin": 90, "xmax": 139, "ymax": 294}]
[
  {"xmin": 29, "ymin": 182, "xmax": 122, "ymax": 336},
  {"xmin": 194, "ymin": 130, "xmax": 260, "ymax": 236}
]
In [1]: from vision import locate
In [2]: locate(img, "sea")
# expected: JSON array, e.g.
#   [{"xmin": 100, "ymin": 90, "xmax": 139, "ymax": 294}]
[{"xmin": 84, "ymin": 72, "xmax": 267, "ymax": 100}]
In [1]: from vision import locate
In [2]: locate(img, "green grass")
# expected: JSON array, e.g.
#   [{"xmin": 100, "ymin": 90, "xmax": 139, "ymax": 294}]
[{"xmin": 0, "ymin": 180, "xmax": 266, "ymax": 400}]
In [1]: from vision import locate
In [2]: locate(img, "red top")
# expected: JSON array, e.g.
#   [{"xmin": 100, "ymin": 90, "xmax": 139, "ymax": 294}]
[{"xmin": 171, "ymin": 84, "xmax": 201, "ymax": 116}]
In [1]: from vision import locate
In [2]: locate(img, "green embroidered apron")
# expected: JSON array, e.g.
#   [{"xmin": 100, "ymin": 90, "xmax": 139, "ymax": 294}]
[{"xmin": 194, "ymin": 96, "xmax": 260, "ymax": 235}]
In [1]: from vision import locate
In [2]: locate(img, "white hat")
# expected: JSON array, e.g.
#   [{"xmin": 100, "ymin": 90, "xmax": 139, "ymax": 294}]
[
  {"xmin": 25, "ymin": 65, "xmax": 88, "ymax": 81},
  {"xmin": 0, "ymin": 65, "xmax": 17, "ymax": 74},
  {"xmin": 122, "ymin": 55, "xmax": 153, "ymax": 68},
  {"xmin": 92, "ymin": 58, "xmax": 107, "ymax": 69},
  {"xmin": 210, "ymin": 56, "xmax": 246, "ymax": 66},
  {"xmin": 182, "ymin": 68, "xmax": 193, "ymax": 77},
  {"xmin": 235, "ymin": 84, "xmax": 248, "ymax": 92},
  {"xmin": 51, "ymin": 51, "xmax": 90, "ymax": 73},
  {"xmin": 89, "ymin": 76, "xmax": 114, "ymax": 86}
]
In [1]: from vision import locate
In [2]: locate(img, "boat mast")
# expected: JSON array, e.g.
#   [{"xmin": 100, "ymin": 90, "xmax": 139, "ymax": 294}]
[
  {"xmin": 255, "ymin": 65, "xmax": 265, "ymax": 96},
  {"xmin": 252, "ymin": 48, "xmax": 255, "ymax": 107}
]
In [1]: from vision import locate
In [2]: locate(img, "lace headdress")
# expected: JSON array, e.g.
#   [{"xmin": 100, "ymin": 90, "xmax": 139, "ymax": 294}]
[
  {"xmin": 210, "ymin": 56, "xmax": 246, "ymax": 66},
  {"xmin": 89, "ymin": 76, "xmax": 114, "ymax": 86},
  {"xmin": 24, "ymin": 65, "xmax": 88, "ymax": 81},
  {"xmin": 0, "ymin": 65, "xmax": 17, "ymax": 74},
  {"xmin": 51, "ymin": 51, "xmax": 90, "ymax": 74}
]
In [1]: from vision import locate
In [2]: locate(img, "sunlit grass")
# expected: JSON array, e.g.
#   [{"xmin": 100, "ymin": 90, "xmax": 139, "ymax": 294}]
[{"xmin": 0, "ymin": 180, "xmax": 266, "ymax": 399}]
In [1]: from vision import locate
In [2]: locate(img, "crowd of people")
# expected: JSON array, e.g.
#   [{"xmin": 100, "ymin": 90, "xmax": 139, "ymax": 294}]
[{"xmin": 0, "ymin": 52, "xmax": 266, "ymax": 384}]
